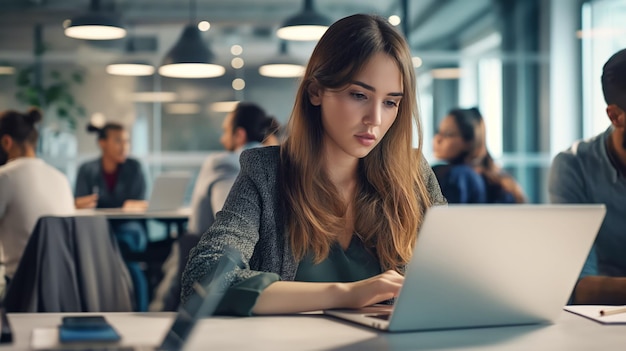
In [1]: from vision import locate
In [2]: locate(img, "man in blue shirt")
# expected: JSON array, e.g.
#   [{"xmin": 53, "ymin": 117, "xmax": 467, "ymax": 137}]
[{"xmin": 549, "ymin": 48, "xmax": 626, "ymax": 304}]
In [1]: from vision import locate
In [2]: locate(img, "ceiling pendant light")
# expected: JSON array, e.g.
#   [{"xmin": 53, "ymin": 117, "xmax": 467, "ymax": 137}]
[
  {"xmin": 64, "ymin": 0, "xmax": 126, "ymax": 40},
  {"xmin": 158, "ymin": 0, "xmax": 225, "ymax": 79},
  {"xmin": 107, "ymin": 63, "xmax": 154, "ymax": 76},
  {"xmin": 277, "ymin": 0, "xmax": 331, "ymax": 41},
  {"xmin": 259, "ymin": 41, "xmax": 305, "ymax": 78},
  {"xmin": 106, "ymin": 37, "xmax": 155, "ymax": 76}
]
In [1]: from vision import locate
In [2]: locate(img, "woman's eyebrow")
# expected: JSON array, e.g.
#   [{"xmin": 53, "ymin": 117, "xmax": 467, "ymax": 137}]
[{"xmin": 351, "ymin": 80, "xmax": 403, "ymax": 97}]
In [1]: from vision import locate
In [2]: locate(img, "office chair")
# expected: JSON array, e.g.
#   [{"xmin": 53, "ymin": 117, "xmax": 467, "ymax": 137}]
[{"xmin": 4, "ymin": 215, "xmax": 135, "ymax": 312}]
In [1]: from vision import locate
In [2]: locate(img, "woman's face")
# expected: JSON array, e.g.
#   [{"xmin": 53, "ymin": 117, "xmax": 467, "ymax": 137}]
[
  {"xmin": 99, "ymin": 129, "xmax": 129, "ymax": 164},
  {"xmin": 311, "ymin": 52, "xmax": 403, "ymax": 161},
  {"xmin": 433, "ymin": 115, "xmax": 468, "ymax": 161}
]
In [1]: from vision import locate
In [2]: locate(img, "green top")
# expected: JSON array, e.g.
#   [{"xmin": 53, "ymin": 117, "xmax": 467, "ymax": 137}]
[{"xmin": 215, "ymin": 236, "xmax": 382, "ymax": 316}]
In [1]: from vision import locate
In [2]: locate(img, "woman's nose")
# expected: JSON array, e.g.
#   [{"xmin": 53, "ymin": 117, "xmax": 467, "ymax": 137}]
[{"xmin": 363, "ymin": 103, "xmax": 382, "ymax": 126}]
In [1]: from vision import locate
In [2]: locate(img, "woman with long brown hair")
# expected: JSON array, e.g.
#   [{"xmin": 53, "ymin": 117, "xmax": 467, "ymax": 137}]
[{"xmin": 181, "ymin": 14, "xmax": 446, "ymax": 315}]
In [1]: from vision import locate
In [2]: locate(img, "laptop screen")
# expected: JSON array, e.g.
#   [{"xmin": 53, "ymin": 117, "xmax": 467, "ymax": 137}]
[
  {"xmin": 147, "ymin": 174, "xmax": 192, "ymax": 212},
  {"xmin": 158, "ymin": 247, "xmax": 240, "ymax": 350}
]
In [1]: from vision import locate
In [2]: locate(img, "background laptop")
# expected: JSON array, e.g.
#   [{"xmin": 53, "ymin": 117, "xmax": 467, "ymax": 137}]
[
  {"xmin": 325, "ymin": 204, "xmax": 606, "ymax": 332},
  {"xmin": 145, "ymin": 173, "xmax": 191, "ymax": 212}
]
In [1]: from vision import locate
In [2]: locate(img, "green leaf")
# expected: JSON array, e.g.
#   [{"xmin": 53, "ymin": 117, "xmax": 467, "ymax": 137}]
[
  {"xmin": 71, "ymin": 72, "xmax": 84, "ymax": 84},
  {"xmin": 25, "ymin": 88, "xmax": 41, "ymax": 107},
  {"xmin": 16, "ymin": 67, "xmax": 33, "ymax": 86},
  {"xmin": 57, "ymin": 106, "xmax": 68, "ymax": 118},
  {"xmin": 50, "ymin": 70, "xmax": 61, "ymax": 80},
  {"xmin": 44, "ymin": 84, "xmax": 64, "ymax": 104}
]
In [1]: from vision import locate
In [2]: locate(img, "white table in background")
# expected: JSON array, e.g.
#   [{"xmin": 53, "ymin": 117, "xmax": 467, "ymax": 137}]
[{"xmin": 74, "ymin": 207, "xmax": 191, "ymax": 236}]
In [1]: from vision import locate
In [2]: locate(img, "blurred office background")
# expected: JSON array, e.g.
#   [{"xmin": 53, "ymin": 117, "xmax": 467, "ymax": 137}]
[{"xmin": 0, "ymin": 0, "xmax": 625, "ymax": 203}]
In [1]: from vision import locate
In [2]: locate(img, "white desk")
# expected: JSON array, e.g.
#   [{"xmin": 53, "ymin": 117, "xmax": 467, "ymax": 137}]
[
  {"xmin": 74, "ymin": 208, "xmax": 191, "ymax": 221},
  {"xmin": 74, "ymin": 208, "xmax": 191, "ymax": 236},
  {"xmin": 1, "ymin": 311, "xmax": 625, "ymax": 351}
]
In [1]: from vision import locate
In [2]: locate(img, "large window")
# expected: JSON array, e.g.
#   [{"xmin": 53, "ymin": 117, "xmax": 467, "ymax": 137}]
[{"xmin": 582, "ymin": 0, "xmax": 626, "ymax": 137}]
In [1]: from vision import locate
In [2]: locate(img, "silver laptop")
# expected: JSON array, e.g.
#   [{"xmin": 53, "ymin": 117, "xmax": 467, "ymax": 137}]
[
  {"xmin": 146, "ymin": 173, "xmax": 192, "ymax": 212},
  {"xmin": 324, "ymin": 205, "xmax": 606, "ymax": 332}
]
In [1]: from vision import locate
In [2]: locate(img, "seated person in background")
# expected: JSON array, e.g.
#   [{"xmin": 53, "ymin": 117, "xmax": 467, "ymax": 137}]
[
  {"xmin": 181, "ymin": 14, "xmax": 446, "ymax": 316},
  {"xmin": 549, "ymin": 48, "xmax": 626, "ymax": 305},
  {"xmin": 432, "ymin": 107, "xmax": 526, "ymax": 203},
  {"xmin": 75, "ymin": 122, "xmax": 147, "ymax": 210},
  {"xmin": 188, "ymin": 102, "xmax": 280, "ymax": 235},
  {"xmin": 0, "ymin": 108, "xmax": 74, "ymax": 290},
  {"xmin": 74, "ymin": 122, "xmax": 149, "ymax": 311},
  {"xmin": 149, "ymin": 103, "xmax": 280, "ymax": 311}
]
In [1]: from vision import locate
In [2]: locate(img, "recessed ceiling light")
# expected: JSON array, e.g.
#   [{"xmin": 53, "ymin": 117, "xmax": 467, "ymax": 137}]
[
  {"xmin": 131, "ymin": 92, "xmax": 178, "ymax": 102},
  {"xmin": 388, "ymin": 15, "xmax": 401, "ymax": 26},
  {"xmin": 166, "ymin": 103, "xmax": 201, "ymax": 115},
  {"xmin": 431, "ymin": 68, "xmax": 463, "ymax": 79},
  {"xmin": 232, "ymin": 78, "xmax": 246, "ymax": 90},
  {"xmin": 210, "ymin": 101, "xmax": 239, "ymax": 113}
]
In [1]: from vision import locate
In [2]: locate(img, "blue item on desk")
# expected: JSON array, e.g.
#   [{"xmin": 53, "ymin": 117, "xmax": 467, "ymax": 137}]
[
  {"xmin": 58, "ymin": 316, "xmax": 121, "ymax": 343},
  {"xmin": 35, "ymin": 247, "xmax": 240, "ymax": 351}
]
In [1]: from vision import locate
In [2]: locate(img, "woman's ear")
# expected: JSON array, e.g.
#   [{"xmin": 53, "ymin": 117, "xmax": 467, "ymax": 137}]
[{"xmin": 307, "ymin": 82, "xmax": 323, "ymax": 106}]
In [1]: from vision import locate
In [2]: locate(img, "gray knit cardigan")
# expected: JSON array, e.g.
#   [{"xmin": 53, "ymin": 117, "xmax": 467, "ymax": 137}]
[{"xmin": 180, "ymin": 146, "xmax": 446, "ymax": 303}]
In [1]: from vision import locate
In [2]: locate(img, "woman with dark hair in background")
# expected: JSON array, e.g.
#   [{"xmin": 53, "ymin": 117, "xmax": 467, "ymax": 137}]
[
  {"xmin": 0, "ymin": 108, "xmax": 74, "ymax": 291},
  {"xmin": 74, "ymin": 122, "xmax": 149, "ymax": 311},
  {"xmin": 432, "ymin": 107, "xmax": 526, "ymax": 203}
]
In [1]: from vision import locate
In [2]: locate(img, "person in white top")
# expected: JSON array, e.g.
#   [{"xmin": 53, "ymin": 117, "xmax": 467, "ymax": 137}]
[{"xmin": 0, "ymin": 108, "xmax": 75, "ymax": 286}]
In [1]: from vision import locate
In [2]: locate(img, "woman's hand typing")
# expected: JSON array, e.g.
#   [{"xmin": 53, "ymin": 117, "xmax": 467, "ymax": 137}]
[
  {"xmin": 339, "ymin": 270, "xmax": 404, "ymax": 308},
  {"xmin": 252, "ymin": 270, "xmax": 404, "ymax": 315}
]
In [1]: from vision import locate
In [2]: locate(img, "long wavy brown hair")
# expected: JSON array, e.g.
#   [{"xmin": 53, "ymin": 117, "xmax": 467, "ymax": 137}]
[{"xmin": 280, "ymin": 14, "xmax": 432, "ymax": 271}]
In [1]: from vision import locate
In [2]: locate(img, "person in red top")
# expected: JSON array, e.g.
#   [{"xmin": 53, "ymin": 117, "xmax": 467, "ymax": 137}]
[
  {"xmin": 74, "ymin": 122, "xmax": 149, "ymax": 311},
  {"xmin": 74, "ymin": 122, "xmax": 146, "ymax": 209}
]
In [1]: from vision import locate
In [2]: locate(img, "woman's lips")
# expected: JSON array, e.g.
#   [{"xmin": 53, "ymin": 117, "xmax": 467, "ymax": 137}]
[{"xmin": 355, "ymin": 133, "xmax": 375, "ymax": 146}]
